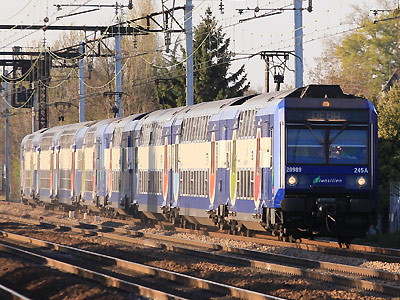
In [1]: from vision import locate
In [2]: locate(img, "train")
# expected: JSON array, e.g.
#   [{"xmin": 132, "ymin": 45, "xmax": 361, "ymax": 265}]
[{"xmin": 20, "ymin": 84, "xmax": 378, "ymax": 244}]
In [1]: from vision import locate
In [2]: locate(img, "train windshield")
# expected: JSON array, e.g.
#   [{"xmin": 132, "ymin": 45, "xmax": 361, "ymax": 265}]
[
  {"xmin": 287, "ymin": 128, "xmax": 325, "ymax": 164},
  {"xmin": 287, "ymin": 128, "xmax": 368, "ymax": 165},
  {"xmin": 328, "ymin": 129, "xmax": 367, "ymax": 164}
]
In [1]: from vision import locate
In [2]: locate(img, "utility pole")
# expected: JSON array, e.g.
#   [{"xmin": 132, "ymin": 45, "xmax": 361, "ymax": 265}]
[
  {"xmin": 115, "ymin": 26, "xmax": 122, "ymax": 118},
  {"xmin": 294, "ymin": 0, "xmax": 304, "ymax": 88},
  {"xmin": 4, "ymin": 70, "xmax": 10, "ymax": 202},
  {"xmin": 32, "ymin": 88, "xmax": 37, "ymax": 132},
  {"xmin": 185, "ymin": 0, "xmax": 194, "ymax": 106},
  {"xmin": 79, "ymin": 42, "xmax": 85, "ymax": 122},
  {"xmin": 265, "ymin": 57, "xmax": 270, "ymax": 93}
]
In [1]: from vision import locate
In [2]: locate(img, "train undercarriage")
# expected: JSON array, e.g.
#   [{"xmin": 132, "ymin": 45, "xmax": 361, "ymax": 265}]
[{"xmin": 21, "ymin": 191, "xmax": 375, "ymax": 247}]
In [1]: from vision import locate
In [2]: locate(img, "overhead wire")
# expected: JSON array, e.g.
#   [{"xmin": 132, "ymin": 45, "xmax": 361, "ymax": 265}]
[{"xmin": 0, "ymin": 0, "xmax": 96, "ymax": 50}]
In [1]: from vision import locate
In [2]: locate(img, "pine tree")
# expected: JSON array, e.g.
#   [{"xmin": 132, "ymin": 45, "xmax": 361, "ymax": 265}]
[{"xmin": 155, "ymin": 7, "xmax": 249, "ymax": 107}]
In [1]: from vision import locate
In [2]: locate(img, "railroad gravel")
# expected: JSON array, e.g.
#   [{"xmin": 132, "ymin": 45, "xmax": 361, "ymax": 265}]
[
  {"xmin": 3, "ymin": 201, "xmax": 400, "ymax": 276},
  {"xmin": 0, "ymin": 201, "xmax": 398, "ymax": 299}
]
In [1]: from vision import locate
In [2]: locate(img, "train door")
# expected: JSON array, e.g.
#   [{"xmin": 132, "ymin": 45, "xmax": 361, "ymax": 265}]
[
  {"xmin": 95, "ymin": 138, "xmax": 102, "ymax": 205},
  {"xmin": 33, "ymin": 148, "xmax": 38, "ymax": 197},
  {"xmin": 163, "ymin": 135, "xmax": 169, "ymax": 208},
  {"xmin": 261, "ymin": 121, "xmax": 272, "ymax": 203},
  {"xmin": 81, "ymin": 145, "xmax": 86, "ymax": 201},
  {"xmin": 209, "ymin": 127, "xmax": 217, "ymax": 209},
  {"xmin": 133, "ymin": 135, "xmax": 139, "ymax": 203},
  {"xmin": 55, "ymin": 145, "xmax": 60, "ymax": 199},
  {"xmin": 127, "ymin": 133, "xmax": 134, "ymax": 203},
  {"xmin": 108, "ymin": 140, "xmax": 113, "ymax": 200},
  {"xmin": 29, "ymin": 148, "xmax": 34, "ymax": 197},
  {"xmin": 229, "ymin": 128, "xmax": 237, "ymax": 210},
  {"xmin": 91, "ymin": 145, "xmax": 96, "ymax": 202},
  {"xmin": 120, "ymin": 140, "xmax": 126, "ymax": 205},
  {"xmin": 50, "ymin": 147, "xmax": 54, "ymax": 198},
  {"xmin": 254, "ymin": 127, "xmax": 262, "ymax": 212},
  {"xmin": 71, "ymin": 145, "xmax": 76, "ymax": 199},
  {"xmin": 218, "ymin": 121, "xmax": 229, "ymax": 208},
  {"xmin": 172, "ymin": 135, "xmax": 180, "ymax": 207}
]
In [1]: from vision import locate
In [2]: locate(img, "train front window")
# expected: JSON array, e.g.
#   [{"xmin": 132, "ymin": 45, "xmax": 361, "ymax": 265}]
[
  {"xmin": 328, "ymin": 129, "xmax": 368, "ymax": 165},
  {"xmin": 287, "ymin": 128, "xmax": 325, "ymax": 164}
]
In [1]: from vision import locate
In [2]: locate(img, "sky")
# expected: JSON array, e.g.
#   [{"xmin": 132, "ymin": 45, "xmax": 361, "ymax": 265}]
[{"xmin": 0, "ymin": 0, "xmax": 394, "ymax": 92}]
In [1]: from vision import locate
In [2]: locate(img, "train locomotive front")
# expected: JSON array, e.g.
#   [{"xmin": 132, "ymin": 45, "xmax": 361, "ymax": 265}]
[{"xmin": 267, "ymin": 85, "xmax": 377, "ymax": 242}]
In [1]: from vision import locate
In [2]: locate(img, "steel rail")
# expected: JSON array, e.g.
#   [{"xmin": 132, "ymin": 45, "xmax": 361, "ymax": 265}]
[
  {"xmin": 2, "ymin": 212, "xmax": 400, "ymax": 263},
  {"xmin": 0, "ymin": 231, "xmax": 283, "ymax": 300},
  {"xmin": 2, "ymin": 203, "xmax": 399, "ymax": 259},
  {"xmin": 0, "ymin": 283, "xmax": 31, "ymax": 300},
  {"xmin": 1, "ymin": 217, "xmax": 400, "ymax": 296},
  {"xmin": 0, "ymin": 241, "xmax": 185, "ymax": 299}
]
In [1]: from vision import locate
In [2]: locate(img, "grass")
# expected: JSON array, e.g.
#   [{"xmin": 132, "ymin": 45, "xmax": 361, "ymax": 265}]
[{"xmin": 356, "ymin": 232, "xmax": 400, "ymax": 249}]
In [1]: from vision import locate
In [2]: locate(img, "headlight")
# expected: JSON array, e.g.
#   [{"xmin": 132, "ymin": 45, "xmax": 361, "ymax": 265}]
[
  {"xmin": 288, "ymin": 175, "xmax": 297, "ymax": 186},
  {"xmin": 357, "ymin": 176, "xmax": 367, "ymax": 187}
]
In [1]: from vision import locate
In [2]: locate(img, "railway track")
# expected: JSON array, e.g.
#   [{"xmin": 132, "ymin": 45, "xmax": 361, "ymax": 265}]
[
  {"xmin": 0, "ymin": 283, "xmax": 31, "ymax": 300},
  {"xmin": 1, "ymin": 202, "xmax": 398, "ymax": 263},
  {"xmin": 0, "ymin": 228, "xmax": 282, "ymax": 300},
  {"xmin": 0, "ymin": 213, "xmax": 399, "ymax": 297}
]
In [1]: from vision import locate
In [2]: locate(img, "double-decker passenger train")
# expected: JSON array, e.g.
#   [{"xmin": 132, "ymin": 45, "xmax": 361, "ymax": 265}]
[{"xmin": 20, "ymin": 85, "xmax": 378, "ymax": 243}]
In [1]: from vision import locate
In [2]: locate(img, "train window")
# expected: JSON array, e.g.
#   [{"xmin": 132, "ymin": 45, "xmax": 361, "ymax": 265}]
[
  {"xmin": 181, "ymin": 171, "xmax": 184, "ymax": 195},
  {"xmin": 140, "ymin": 170, "xmax": 143, "ymax": 193},
  {"xmin": 200, "ymin": 171, "xmax": 204, "ymax": 196},
  {"xmin": 189, "ymin": 171, "xmax": 193, "ymax": 195},
  {"xmin": 328, "ymin": 129, "xmax": 368, "ymax": 165},
  {"xmin": 236, "ymin": 171, "xmax": 240, "ymax": 197},
  {"xmin": 198, "ymin": 170, "xmax": 201, "ymax": 195},
  {"xmin": 194, "ymin": 171, "xmax": 196, "ymax": 196},
  {"xmin": 238, "ymin": 170, "xmax": 243, "ymax": 198},
  {"xmin": 287, "ymin": 128, "xmax": 325, "ymax": 164},
  {"xmin": 244, "ymin": 170, "xmax": 248, "ymax": 198},
  {"xmin": 238, "ymin": 110, "xmax": 257, "ymax": 138},
  {"xmin": 189, "ymin": 118, "xmax": 193, "ymax": 140},
  {"xmin": 181, "ymin": 120, "xmax": 187, "ymax": 142},
  {"xmin": 187, "ymin": 119, "xmax": 192, "ymax": 141},
  {"xmin": 199, "ymin": 117, "xmax": 204, "ymax": 141},
  {"xmin": 193, "ymin": 171, "xmax": 196, "ymax": 195},
  {"xmin": 242, "ymin": 111, "xmax": 247, "ymax": 137},
  {"xmin": 249, "ymin": 110, "xmax": 255, "ymax": 137},
  {"xmin": 180, "ymin": 170, "xmax": 183, "ymax": 195},
  {"xmin": 250, "ymin": 170, "xmax": 254, "ymax": 199},
  {"xmin": 175, "ymin": 146, "xmax": 179, "ymax": 173},
  {"xmin": 195, "ymin": 118, "xmax": 200, "ymax": 141},
  {"xmin": 204, "ymin": 171, "xmax": 208, "ymax": 196},
  {"xmin": 194, "ymin": 118, "xmax": 199, "ymax": 140},
  {"xmin": 186, "ymin": 170, "xmax": 189, "ymax": 196}
]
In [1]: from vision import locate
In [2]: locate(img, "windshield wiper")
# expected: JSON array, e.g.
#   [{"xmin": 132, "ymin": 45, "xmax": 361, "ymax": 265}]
[
  {"xmin": 329, "ymin": 121, "xmax": 349, "ymax": 144},
  {"xmin": 305, "ymin": 122, "xmax": 324, "ymax": 145}
]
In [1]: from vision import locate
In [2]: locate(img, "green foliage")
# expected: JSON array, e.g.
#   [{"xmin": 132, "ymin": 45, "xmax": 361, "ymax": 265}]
[
  {"xmin": 377, "ymin": 86, "xmax": 400, "ymax": 222},
  {"xmin": 310, "ymin": 10, "xmax": 400, "ymax": 102},
  {"xmin": 155, "ymin": 7, "xmax": 249, "ymax": 107},
  {"xmin": 358, "ymin": 231, "xmax": 400, "ymax": 249},
  {"xmin": 334, "ymin": 13, "xmax": 400, "ymax": 101}
]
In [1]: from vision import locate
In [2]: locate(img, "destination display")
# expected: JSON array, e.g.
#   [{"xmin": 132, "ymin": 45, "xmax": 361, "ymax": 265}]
[{"xmin": 286, "ymin": 109, "xmax": 369, "ymax": 123}]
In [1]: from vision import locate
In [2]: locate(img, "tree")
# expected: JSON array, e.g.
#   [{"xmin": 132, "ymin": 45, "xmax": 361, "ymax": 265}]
[
  {"xmin": 155, "ymin": 7, "xmax": 249, "ymax": 107},
  {"xmin": 376, "ymin": 86, "xmax": 400, "ymax": 230},
  {"xmin": 310, "ymin": 8, "xmax": 400, "ymax": 102}
]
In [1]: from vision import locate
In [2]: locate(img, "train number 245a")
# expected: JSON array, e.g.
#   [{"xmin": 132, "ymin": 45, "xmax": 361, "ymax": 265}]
[{"xmin": 354, "ymin": 167, "xmax": 368, "ymax": 174}]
